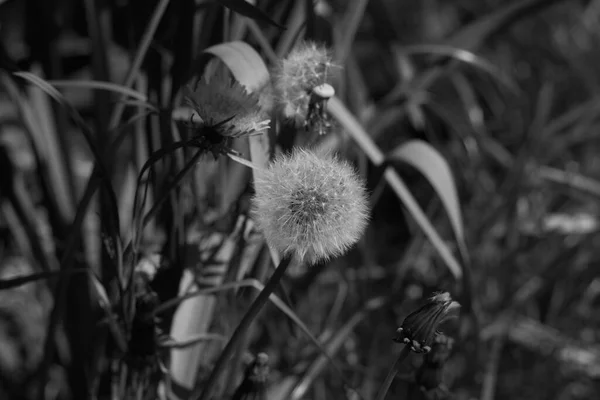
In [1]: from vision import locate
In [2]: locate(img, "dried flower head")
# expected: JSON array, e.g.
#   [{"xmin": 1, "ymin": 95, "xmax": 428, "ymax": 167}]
[
  {"xmin": 252, "ymin": 148, "xmax": 369, "ymax": 264},
  {"xmin": 184, "ymin": 71, "xmax": 270, "ymax": 138},
  {"xmin": 273, "ymin": 41, "xmax": 338, "ymax": 128},
  {"xmin": 394, "ymin": 292, "xmax": 460, "ymax": 354}
]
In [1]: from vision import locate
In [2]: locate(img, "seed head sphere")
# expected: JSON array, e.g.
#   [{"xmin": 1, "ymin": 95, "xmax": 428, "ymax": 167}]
[{"xmin": 252, "ymin": 149, "xmax": 369, "ymax": 264}]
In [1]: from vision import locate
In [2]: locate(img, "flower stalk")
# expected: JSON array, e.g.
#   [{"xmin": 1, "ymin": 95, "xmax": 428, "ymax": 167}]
[
  {"xmin": 193, "ymin": 254, "xmax": 294, "ymax": 400},
  {"xmin": 375, "ymin": 292, "xmax": 459, "ymax": 400},
  {"xmin": 374, "ymin": 345, "xmax": 411, "ymax": 400}
]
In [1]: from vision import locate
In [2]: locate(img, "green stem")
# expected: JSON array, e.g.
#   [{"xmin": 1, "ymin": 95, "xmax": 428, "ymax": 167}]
[
  {"xmin": 374, "ymin": 345, "xmax": 411, "ymax": 400},
  {"xmin": 194, "ymin": 254, "xmax": 294, "ymax": 400}
]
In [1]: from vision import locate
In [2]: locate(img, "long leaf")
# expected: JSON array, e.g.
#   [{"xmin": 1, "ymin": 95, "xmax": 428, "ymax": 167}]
[
  {"xmin": 444, "ymin": 0, "xmax": 568, "ymax": 51},
  {"xmin": 399, "ymin": 44, "xmax": 518, "ymax": 92},
  {"xmin": 328, "ymin": 96, "xmax": 463, "ymax": 279},
  {"xmin": 285, "ymin": 297, "xmax": 386, "ymax": 400},
  {"xmin": 160, "ymin": 277, "xmax": 357, "ymax": 394},
  {"xmin": 203, "ymin": 41, "xmax": 270, "ymax": 91},
  {"xmin": 47, "ymin": 80, "xmax": 148, "ymax": 102},
  {"xmin": 388, "ymin": 140, "xmax": 465, "ymax": 253}
]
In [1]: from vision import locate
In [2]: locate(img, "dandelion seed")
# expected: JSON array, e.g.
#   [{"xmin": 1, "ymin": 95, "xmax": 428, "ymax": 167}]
[
  {"xmin": 394, "ymin": 292, "xmax": 460, "ymax": 354},
  {"xmin": 251, "ymin": 148, "xmax": 369, "ymax": 264},
  {"xmin": 273, "ymin": 41, "xmax": 338, "ymax": 130}
]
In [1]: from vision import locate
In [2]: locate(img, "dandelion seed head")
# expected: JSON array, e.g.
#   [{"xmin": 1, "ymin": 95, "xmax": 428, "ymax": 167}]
[
  {"xmin": 252, "ymin": 148, "xmax": 369, "ymax": 264},
  {"xmin": 273, "ymin": 41, "xmax": 338, "ymax": 125}
]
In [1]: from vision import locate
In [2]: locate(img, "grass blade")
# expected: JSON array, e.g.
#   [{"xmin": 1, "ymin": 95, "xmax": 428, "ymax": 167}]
[
  {"xmin": 328, "ymin": 96, "xmax": 463, "ymax": 279},
  {"xmin": 216, "ymin": 0, "xmax": 286, "ymax": 29},
  {"xmin": 46, "ymin": 80, "xmax": 148, "ymax": 102},
  {"xmin": 388, "ymin": 140, "xmax": 465, "ymax": 254}
]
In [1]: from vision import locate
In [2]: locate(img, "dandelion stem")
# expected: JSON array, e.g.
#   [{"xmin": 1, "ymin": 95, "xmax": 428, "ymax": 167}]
[
  {"xmin": 194, "ymin": 254, "xmax": 295, "ymax": 400},
  {"xmin": 374, "ymin": 345, "xmax": 411, "ymax": 400}
]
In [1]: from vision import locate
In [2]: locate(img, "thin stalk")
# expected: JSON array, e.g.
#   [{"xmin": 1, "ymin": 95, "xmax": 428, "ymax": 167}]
[
  {"xmin": 193, "ymin": 254, "xmax": 295, "ymax": 400},
  {"xmin": 374, "ymin": 345, "xmax": 411, "ymax": 400}
]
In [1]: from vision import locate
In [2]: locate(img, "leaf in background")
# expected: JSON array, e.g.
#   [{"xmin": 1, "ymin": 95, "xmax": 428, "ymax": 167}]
[
  {"xmin": 160, "ymin": 277, "xmax": 356, "ymax": 397},
  {"xmin": 388, "ymin": 140, "xmax": 465, "ymax": 254},
  {"xmin": 203, "ymin": 41, "xmax": 270, "ymax": 92},
  {"xmin": 327, "ymin": 96, "xmax": 463, "ymax": 279},
  {"xmin": 13, "ymin": 72, "xmax": 121, "ymax": 240},
  {"xmin": 444, "ymin": 0, "xmax": 567, "ymax": 51},
  {"xmin": 13, "ymin": 73, "xmax": 111, "ymax": 179},
  {"xmin": 46, "ymin": 80, "xmax": 148, "ymax": 102},
  {"xmin": 2, "ymin": 72, "xmax": 76, "ymax": 222},
  {"xmin": 216, "ymin": 0, "xmax": 286, "ymax": 30},
  {"xmin": 283, "ymin": 297, "xmax": 386, "ymax": 400},
  {"xmin": 400, "ymin": 44, "xmax": 518, "ymax": 93},
  {"xmin": 169, "ymin": 250, "xmax": 227, "ymax": 395}
]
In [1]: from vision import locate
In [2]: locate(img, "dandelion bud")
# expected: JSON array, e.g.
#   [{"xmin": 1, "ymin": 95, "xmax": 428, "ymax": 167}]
[
  {"xmin": 251, "ymin": 149, "xmax": 369, "ymax": 264},
  {"xmin": 273, "ymin": 41, "xmax": 338, "ymax": 127},
  {"xmin": 394, "ymin": 292, "xmax": 460, "ymax": 354}
]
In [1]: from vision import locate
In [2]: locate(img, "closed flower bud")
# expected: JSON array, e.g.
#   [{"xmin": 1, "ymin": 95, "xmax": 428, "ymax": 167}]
[
  {"xmin": 251, "ymin": 148, "xmax": 369, "ymax": 264},
  {"xmin": 394, "ymin": 292, "xmax": 459, "ymax": 354},
  {"xmin": 273, "ymin": 41, "xmax": 338, "ymax": 126}
]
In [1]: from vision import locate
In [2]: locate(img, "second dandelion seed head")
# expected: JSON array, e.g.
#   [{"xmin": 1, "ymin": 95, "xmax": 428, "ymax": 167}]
[
  {"xmin": 252, "ymin": 148, "xmax": 369, "ymax": 264},
  {"xmin": 273, "ymin": 41, "xmax": 338, "ymax": 131}
]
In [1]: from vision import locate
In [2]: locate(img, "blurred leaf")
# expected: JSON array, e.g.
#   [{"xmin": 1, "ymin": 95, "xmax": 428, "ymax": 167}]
[
  {"xmin": 216, "ymin": 0, "xmax": 285, "ymax": 29},
  {"xmin": 47, "ymin": 80, "xmax": 148, "ymax": 102},
  {"xmin": 203, "ymin": 41, "xmax": 270, "ymax": 91},
  {"xmin": 2, "ymin": 73, "xmax": 76, "ymax": 222},
  {"xmin": 169, "ymin": 239, "xmax": 230, "ymax": 394},
  {"xmin": 0, "ymin": 269, "xmax": 85, "ymax": 290},
  {"xmin": 537, "ymin": 165, "xmax": 600, "ymax": 199},
  {"xmin": 328, "ymin": 96, "xmax": 463, "ymax": 279},
  {"xmin": 504, "ymin": 316, "xmax": 600, "ymax": 378},
  {"xmin": 400, "ymin": 44, "xmax": 518, "ymax": 92},
  {"xmin": 381, "ymin": 0, "xmax": 564, "ymax": 107},
  {"xmin": 161, "ymin": 276, "xmax": 356, "ymax": 395},
  {"xmin": 14, "ymin": 73, "xmax": 109, "ymax": 173},
  {"xmin": 450, "ymin": 72, "xmax": 486, "ymax": 136},
  {"xmin": 108, "ymin": 0, "xmax": 171, "ymax": 129},
  {"xmin": 388, "ymin": 140, "xmax": 465, "ymax": 254},
  {"xmin": 246, "ymin": 18, "xmax": 279, "ymax": 64},
  {"xmin": 275, "ymin": 0, "xmax": 305, "ymax": 58},
  {"xmin": 334, "ymin": 0, "xmax": 369, "ymax": 64},
  {"xmin": 13, "ymin": 72, "xmax": 121, "ymax": 229},
  {"xmin": 285, "ymin": 297, "xmax": 386, "ymax": 400},
  {"xmin": 444, "ymin": 0, "xmax": 568, "ymax": 51}
]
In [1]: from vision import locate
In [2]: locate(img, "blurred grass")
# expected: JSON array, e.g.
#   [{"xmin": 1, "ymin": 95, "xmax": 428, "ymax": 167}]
[{"xmin": 1, "ymin": 0, "xmax": 600, "ymax": 400}]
